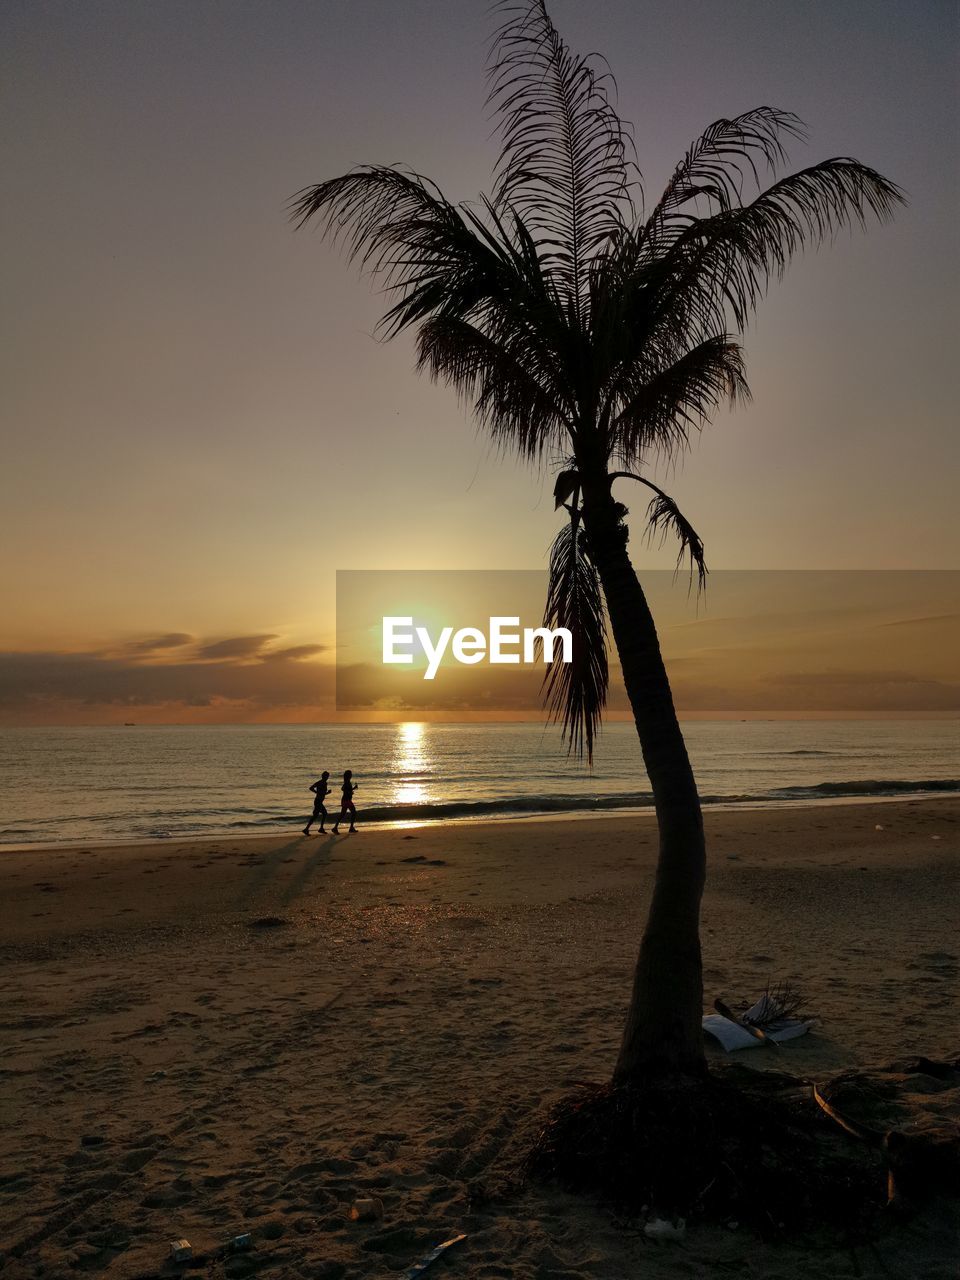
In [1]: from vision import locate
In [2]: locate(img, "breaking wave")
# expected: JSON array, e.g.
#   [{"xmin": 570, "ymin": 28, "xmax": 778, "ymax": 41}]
[{"xmin": 222, "ymin": 777, "xmax": 960, "ymax": 830}]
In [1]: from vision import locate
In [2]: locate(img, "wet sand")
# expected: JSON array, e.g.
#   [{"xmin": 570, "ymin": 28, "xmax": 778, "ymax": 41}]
[{"xmin": 1, "ymin": 800, "xmax": 958, "ymax": 1278}]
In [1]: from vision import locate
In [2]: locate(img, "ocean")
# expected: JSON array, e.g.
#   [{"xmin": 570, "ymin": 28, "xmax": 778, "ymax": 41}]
[{"xmin": 0, "ymin": 720, "xmax": 956, "ymax": 847}]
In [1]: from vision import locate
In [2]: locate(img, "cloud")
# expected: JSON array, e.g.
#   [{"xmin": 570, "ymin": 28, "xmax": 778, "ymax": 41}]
[
  {"xmin": 667, "ymin": 666, "xmax": 960, "ymax": 712},
  {"xmin": 776, "ymin": 669, "xmax": 950, "ymax": 687},
  {"xmin": 261, "ymin": 644, "xmax": 327, "ymax": 662},
  {"xmin": 0, "ymin": 641, "xmax": 334, "ymax": 720},
  {"xmin": 769, "ymin": 669, "xmax": 960, "ymax": 709},
  {"xmin": 119, "ymin": 633, "xmax": 328, "ymax": 664},
  {"xmin": 123, "ymin": 632, "xmax": 195, "ymax": 655},
  {"xmin": 194, "ymin": 634, "xmax": 277, "ymax": 661},
  {"xmin": 1, "ymin": 616, "xmax": 956, "ymax": 722},
  {"xmin": 878, "ymin": 614, "xmax": 960, "ymax": 628}
]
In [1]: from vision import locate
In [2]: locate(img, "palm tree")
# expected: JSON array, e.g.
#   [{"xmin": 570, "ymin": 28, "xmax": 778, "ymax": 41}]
[{"xmin": 293, "ymin": 1, "xmax": 901, "ymax": 1084}]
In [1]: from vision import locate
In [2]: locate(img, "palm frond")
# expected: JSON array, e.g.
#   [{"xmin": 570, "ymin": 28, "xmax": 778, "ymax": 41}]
[
  {"xmin": 642, "ymin": 486, "xmax": 708, "ymax": 592},
  {"xmin": 487, "ymin": 0, "xmax": 638, "ymax": 321},
  {"xmin": 644, "ymin": 108, "xmax": 805, "ymax": 245},
  {"xmin": 591, "ymin": 154, "xmax": 903, "ymax": 413},
  {"xmin": 743, "ymin": 982, "xmax": 811, "ymax": 1029},
  {"xmin": 609, "ymin": 469, "xmax": 708, "ymax": 589},
  {"xmin": 289, "ymin": 166, "xmax": 501, "ymax": 336},
  {"xmin": 552, "ymin": 467, "xmax": 579, "ymax": 509},
  {"xmin": 290, "ymin": 166, "xmax": 456, "ymax": 274},
  {"xmin": 653, "ymin": 158, "xmax": 905, "ymax": 342},
  {"xmin": 542, "ymin": 513, "xmax": 608, "ymax": 761},
  {"xmin": 292, "ymin": 167, "xmax": 577, "ymax": 457},
  {"xmin": 417, "ymin": 315, "xmax": 570, "ymax": 459},
  {"xmin": 290, "ymin": 168, "xmax": 521, "ymax": 333},
  {"xmin": 609, "ymin": 335, "xmax": 749, "ymax": 465}
]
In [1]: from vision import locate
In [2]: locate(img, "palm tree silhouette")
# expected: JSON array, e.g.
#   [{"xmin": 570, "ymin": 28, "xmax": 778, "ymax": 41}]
[{"xmin": 293, "ymin": 1, "xmax": 901, "ymax": 1083}]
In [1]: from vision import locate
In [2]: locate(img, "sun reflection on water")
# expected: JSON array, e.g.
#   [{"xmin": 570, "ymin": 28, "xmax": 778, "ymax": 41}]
[{"xmin": 391, "ymin": 721, "xmax": 431, "ymax": 807}]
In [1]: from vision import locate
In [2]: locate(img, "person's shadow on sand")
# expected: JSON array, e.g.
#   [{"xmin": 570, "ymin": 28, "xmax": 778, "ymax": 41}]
[
  {"xmin": 282, "ymin": 834, "xmax": 336, "ymax": 904},
  {"xmin": 236, "ymin": 835, "xmax": 310, "ymax": 905}
]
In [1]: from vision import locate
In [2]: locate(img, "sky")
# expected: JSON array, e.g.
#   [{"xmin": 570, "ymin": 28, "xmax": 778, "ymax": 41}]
[
  {"xmin": 332, "ymin": 571, "xmax": 960, "ymax": 720},
  {"xmin": 1, "ymin": 0, "xmax": 958, "ymax": 723}
]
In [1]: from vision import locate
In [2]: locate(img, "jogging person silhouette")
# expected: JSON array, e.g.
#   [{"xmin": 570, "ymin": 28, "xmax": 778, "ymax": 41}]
[
  {"xmin": 332, "ymin": 769, "xmax": 358, "ymax": 834},
  {"xmin": 303, "ymin": 771, "xmax": 330, "ymax": 835}
]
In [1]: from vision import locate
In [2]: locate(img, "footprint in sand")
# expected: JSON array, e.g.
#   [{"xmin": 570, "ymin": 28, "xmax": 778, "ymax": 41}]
[{"xmin": 907, "ymin": 951, "xmax": 959, "ymax": 983}]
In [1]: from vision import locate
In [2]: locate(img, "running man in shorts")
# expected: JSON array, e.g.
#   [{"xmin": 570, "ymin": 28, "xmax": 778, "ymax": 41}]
[{"xmin": 303, "ymin": 770, "xmax": 330, "ymax": 835}]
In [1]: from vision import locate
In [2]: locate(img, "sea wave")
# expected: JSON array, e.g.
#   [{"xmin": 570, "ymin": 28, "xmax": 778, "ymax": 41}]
[
  {"xmin": 3, "ymin": 777, "xmax": 957, "ymax": 847},
  {"xmin": 228, "ymin": 792, "xmax": 657, "ymax": 827},
  {"xmin": 224, "ymin": 777, "xmax": 960, "ymax": 828},
  {"xmin": 768, "ymin": 778, "xmax": 960, "ymax": 799}
]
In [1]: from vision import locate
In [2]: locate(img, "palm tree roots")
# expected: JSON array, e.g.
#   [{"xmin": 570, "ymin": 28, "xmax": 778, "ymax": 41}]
[{"xmin": 523, "ymin": 1061, "xmax": 960, "ymax": 1242}]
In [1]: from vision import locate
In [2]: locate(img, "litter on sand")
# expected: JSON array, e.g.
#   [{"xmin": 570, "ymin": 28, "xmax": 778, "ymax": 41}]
[
  {"xmin": 168, "ymin": 1239, "xmax": 192, "ymax": 1263},
  {"xmin": 643, "ymin": 1217, "xmax": 686, "ymax": 1241},
  {"xmin": 703, "ymin": 985, "xmax": 815, "ymax": 1053},
  {"xmin": 348, "ymin": 1196, "xmax": 384, "ymax": 1222},
  {"xmin": 397, "ymin": 1233, "xmax": 467, "ymax": 1280}
]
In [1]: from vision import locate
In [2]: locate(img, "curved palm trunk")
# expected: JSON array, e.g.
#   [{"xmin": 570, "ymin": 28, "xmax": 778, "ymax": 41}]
[{"xmin": 583, "ymin": 483, "xmax": 707, "ymax": 1080}]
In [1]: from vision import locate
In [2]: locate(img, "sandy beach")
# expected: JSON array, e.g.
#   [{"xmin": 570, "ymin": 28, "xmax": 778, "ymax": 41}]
[{"xmin": 1, "ymin": 799, "xmax": 957, "ymax": 1278}]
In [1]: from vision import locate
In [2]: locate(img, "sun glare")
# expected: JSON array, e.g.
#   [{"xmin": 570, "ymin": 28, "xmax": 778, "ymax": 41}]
[{"xmin": 391, "ymin": 721, "xmax": 431, "ymax": 808}]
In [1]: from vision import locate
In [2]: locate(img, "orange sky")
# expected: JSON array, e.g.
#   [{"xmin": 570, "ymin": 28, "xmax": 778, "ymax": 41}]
[
  {"xmin": 2, "ymin": 572, "xmax": 955, "ymax": 725},
  {"xmin": 1, "ymin": 2, "xmax": 957, "ymax": 724}
]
